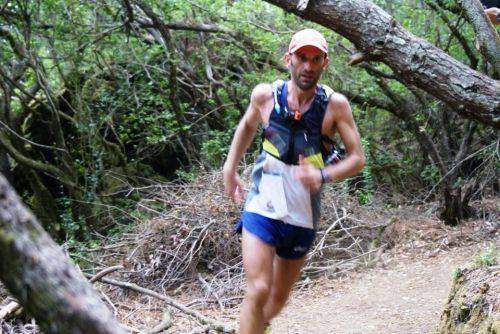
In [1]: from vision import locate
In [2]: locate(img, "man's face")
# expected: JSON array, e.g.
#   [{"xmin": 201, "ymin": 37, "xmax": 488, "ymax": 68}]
[{"xmin": 285, "ymin": 46, "xmax": 329, "ymax": 90}]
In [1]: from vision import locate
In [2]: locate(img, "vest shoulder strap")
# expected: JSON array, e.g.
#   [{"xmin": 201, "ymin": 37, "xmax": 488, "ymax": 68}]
[
  {"xmin": 272, "ymin": 79, "xmax": 285, "ymax": 115},
  {"xmin": 272, "ymin": 80, "xmax": 334, "ymax": 115},
  {"xmin": 321, "ymin": 84, "xmax": 334, "ymax": 99},
  {"xmin": 315, "ymin": 84, "xmax": 334, "ymax": 112}
]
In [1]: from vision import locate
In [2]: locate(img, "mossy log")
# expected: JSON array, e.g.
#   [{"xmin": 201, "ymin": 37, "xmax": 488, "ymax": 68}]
[
  {"xmin": 437, "ymin": 265, "xmax": 499, "ymax": 334},
  {"xmin": 0, "ymin": 173, "xmax": 126, "ymax": 334}
]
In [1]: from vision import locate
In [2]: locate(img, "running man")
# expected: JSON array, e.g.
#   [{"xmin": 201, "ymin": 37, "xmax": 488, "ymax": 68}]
[{"xmin": 223, "ymin": 28, "xmax": 365, "ymax": 334}]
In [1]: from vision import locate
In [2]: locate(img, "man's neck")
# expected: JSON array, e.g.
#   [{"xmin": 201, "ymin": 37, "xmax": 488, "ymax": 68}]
[{"xmin": 287, "ymin": 80, "xmax": 316, "ymax": 107}]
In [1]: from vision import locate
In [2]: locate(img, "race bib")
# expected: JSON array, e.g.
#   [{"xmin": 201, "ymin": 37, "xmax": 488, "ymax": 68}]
[{"xmin": 258, "ymin": 171, "xmax": 288, "ymax": 218}]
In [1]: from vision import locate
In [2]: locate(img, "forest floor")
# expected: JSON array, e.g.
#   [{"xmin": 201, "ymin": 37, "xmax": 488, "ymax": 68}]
[
  {"xmin": 0, "ymin": 197, "xmax": 498, "ymax": 334},
  {"xmin": 199, "ymin": 200, "xmax": 497, "ymax": 334},
  {"xmin": 268, "ymin": 242, "xmax": 492, "ymax": 334},
  {"xmin": 194, "ymin": 197, "xmax": 499, "ymax": 334}
]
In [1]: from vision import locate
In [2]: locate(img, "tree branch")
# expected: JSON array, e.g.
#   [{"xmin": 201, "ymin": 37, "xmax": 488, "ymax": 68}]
[
  {"xmin": 121, "ymin": 0, "xmax": 134, "ymax": 23},
  {"xmin": 264, "ymin": 0, "xmax": 500, "ymax": 128},
  {"xmin": 138, "ymin": 20, "xmax": 233, "ymax": 34},
  {"xmin": 0, "ymin": 131, "xmax": 77, "ymax": 189},
  {"xmin": 453, "ymin": 121, "xmax": 477, "ymax": 169},
  {"xmin": 375, "ymin": 79, "xmax": 447, "ymax": 175},
  {"xmin": 456, "ymin": 0, "xmax": 500, "ymax": 76},
  {"xmin": 0, "ymin": 26, "xmax": 26, "ymax": 59},
  {"xmin": 425, "ymin": 0, "xmax": 478, "ymax": 69}
]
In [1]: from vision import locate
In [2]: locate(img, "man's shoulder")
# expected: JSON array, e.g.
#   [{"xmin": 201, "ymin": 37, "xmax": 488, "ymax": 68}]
[
  {"xmin": 324, "ymin": 92, "xmax": 352, "ymax": 125},
  {"xmin": 327, "ymin": 91, "xmax": 350, "ymax": 112},
  {"xmin": 327, "ymin": 91, "xmax": 348, "ymax": 105},
  {"xmin": 251, "ymin": 83, "xmax": 273, "ymax": 106}
]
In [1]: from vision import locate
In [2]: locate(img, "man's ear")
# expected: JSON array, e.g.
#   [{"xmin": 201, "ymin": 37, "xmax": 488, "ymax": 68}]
[
  {"xmin": 284, "ymin": 52, "xmax": 291, "ymax": 69},
  {"xmin": 322, "ymin": 55, "xmax": 330, "ymax": 70}
]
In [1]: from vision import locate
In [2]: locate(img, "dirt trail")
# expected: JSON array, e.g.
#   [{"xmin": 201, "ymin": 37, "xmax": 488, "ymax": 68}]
[{"xmin": 270, "ymin": 244, "xmax": 491, "ymax": 334}]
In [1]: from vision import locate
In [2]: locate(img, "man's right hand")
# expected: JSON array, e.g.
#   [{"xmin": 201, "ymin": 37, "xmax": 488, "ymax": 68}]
[
  {"xmin": 222, "ymin": 83, "xmax": 271, "ymax": 205},
  {"xmin": 223, "ymin": 168, "xmax": 245, "ymax": 204}
]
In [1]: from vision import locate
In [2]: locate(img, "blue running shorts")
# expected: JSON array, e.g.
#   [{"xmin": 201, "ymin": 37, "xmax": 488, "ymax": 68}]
[{"xmin": 235, "ymin": 211, "xmax": 316, "ymax": 259}]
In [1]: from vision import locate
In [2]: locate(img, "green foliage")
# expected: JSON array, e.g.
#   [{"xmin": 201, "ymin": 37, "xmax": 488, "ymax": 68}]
[
  {"xmin": 452, "ymin": 267, "xmax": 463, "ymax": 283},
  {"xmin": 1, "ymin": 0, "xmax": 496, "ymax": 242},
  {"xmin": 473, "ymin": 246, "xmax": 498, "ymax": 268},
  {"xmin": 55, "ymin": 196, "xmax": 89, "ymax": 242},
  {"xmin": 201, "ymin": 130, "xmax": 233, "ymax": 168},
  {"xmin": 421, "ymin": 164, "xmax": 440, "ymax": 185},
  {"xmin": 175, "ymin": 168, "xmax": 197, "ymax": 183},
  {"xmin": 356, "ymin": 189, "xmax": 372, "ymax": 206},
  {"xmin": 356, "ymin": 138, "xmax": 374, "ymax": 205}
]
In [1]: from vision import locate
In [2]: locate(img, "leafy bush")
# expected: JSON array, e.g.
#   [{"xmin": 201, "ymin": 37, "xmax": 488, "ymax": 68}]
[{"xmin": 473, "ymin": 246, "xmax": 498, "ymax": 268}]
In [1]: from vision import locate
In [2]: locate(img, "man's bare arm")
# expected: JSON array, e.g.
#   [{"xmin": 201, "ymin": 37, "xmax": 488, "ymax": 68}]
[
  {"xmin": 223, "ymin": 83, "xmax": 271, "ymax": 202},
  {"xmin": 324, "ymin": 93, "xmax": 365, "ymax": 182}
]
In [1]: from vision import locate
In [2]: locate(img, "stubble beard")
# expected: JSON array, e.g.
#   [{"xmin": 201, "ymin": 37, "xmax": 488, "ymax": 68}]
[{"xmin": 291, "ymin": 65, "xmax": 322, "ymax": 91}]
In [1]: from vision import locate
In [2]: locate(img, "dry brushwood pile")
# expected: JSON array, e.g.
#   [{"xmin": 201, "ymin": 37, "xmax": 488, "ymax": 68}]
[
  {"xmin": 124, "ymin": 171, "xmax": 389, "ymax": 292},
  {"xmin": 380, "ymin": 199, "xmax": 499, "ymax": 257},
  {"xmin": 0, "ymin": 291, "xmax": 39, "ymax": 334}
]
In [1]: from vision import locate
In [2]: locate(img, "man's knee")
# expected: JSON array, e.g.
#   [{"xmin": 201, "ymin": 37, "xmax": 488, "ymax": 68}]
[
  {"xmin": 247, "ymin": 279, "xmax": 271, "ymax": 306},
  {"xmin": 269, "ymin": 286, "xmax": 291, "ymax": 308}
]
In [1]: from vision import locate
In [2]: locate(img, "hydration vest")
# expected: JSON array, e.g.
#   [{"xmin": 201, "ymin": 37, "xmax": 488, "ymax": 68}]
[{"xmin": 262, "ymin": 80, "xmax": 334, "ymax": 168}]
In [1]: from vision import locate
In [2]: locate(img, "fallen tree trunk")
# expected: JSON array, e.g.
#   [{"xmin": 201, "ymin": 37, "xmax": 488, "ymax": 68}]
[
  {"xmin": 0, "ymin": 173, "xmax": 126, "ymax": 334},
  {"xmin": 264, "ymin": 0, "xmax": 500, "ymax": 128}
]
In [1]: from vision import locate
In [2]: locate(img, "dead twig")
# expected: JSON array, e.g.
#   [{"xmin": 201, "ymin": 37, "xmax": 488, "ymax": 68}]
[
  {"xmin": 147, "ymin": 309, "xmax": 172, "ymax": 334},
  {"xmin": 86, "ymin": 275, "xmax": 234, "ymax": 333},
  {"xmin": 90, "ymin": 265, "xmax": 124, "ymax": 283}
]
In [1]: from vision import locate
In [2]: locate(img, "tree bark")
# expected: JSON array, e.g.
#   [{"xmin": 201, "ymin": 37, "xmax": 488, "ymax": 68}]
[
  {"xmin": 440, "ymin": 185, "xmax": 463, "ymax": 226},
  {"xmin": 264, "ymin": 0, "xmax": 500, "ymax": 128},
  {"xmin": 456, "ymin": 0, "xmax": 500, "ymax": 77},
  {"xmin": 0, "ymin": 173, "xmax": 126, "ymax": 334}
]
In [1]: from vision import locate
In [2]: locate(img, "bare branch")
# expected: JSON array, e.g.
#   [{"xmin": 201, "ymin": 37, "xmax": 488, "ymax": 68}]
[
  {"xmin": 425, "ymin": 0, "xmax": 478, "ymax": 69},
  {"xmin": 347, "ymin": 52, "xmax": 369, "ymax": 66},
  {"xmin": 0, "ymin": 119, "xmax": 67, "ymax": 152},
  {"xmin": 456, "ymin": 0, "xmax": 500, "ymax": 76},
  {"xmin": 138, "ymin": 20, "xmax": 234, "ymax": 34},
  {"xmin": 89, "ymin": 265, "xmax": 124, "ymax": 283},
  {"xmin": 0, "ymin": 301, "xmax": 21, "ymax": 321},
  {"xmin": 0, "ymin": 130, "xmax": 77, "ymax": 189},
  {"xmin": 87, "ymin": 275, "xmax": 234, "ymax": 333}
]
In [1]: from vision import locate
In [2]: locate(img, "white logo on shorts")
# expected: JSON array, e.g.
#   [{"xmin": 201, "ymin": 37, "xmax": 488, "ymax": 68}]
[{"xmin": 293, "ymin": 246, "xmax": 307, "ymax": 253}]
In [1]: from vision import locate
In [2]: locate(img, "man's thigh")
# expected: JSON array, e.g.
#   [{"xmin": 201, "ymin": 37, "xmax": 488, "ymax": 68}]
[
  {"xmin": 271, "ymin": 255, "xmax": 306, "ymax": 295},
  {"xmin": 241, "ymin": 228, "xmax": 275, "ymax": 284}
]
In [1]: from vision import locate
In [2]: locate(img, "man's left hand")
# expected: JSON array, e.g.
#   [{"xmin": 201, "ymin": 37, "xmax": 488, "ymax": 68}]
[
  {"xmin": 293, "ymin": 155, "xmax": 322, "ymax": 193},
  {"xmin": 485, "ymin": 7, "xmax": 500, "ymax": 25}
]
